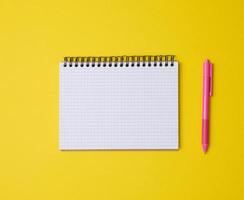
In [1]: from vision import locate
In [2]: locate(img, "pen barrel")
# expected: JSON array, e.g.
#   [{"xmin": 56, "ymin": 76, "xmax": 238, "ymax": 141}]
[
  {"xmin": 202, "ymin": 119, "xmax": 209, "ymax": 144},
  {"xmin": 202, "ymin": 76, "xmax": 210, "ymax": 119},
  {"xmin": 202, "ymin": 63, "xmax": 210, "ymax": 119},
  {"xmin": 202, "ymin": 60, "xmax": 211, "ymax": 151}
]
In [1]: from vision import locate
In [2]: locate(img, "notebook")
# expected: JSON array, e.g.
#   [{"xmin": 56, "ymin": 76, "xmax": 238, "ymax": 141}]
[{"xmin": 60, "ymin": 55, "xmax": 178, "ymax": 150}]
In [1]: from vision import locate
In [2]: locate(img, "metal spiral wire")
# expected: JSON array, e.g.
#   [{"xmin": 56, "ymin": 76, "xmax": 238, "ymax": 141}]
[{"xmin": 63, "ymin": 55, "xmax": 175, "ymax": 67}]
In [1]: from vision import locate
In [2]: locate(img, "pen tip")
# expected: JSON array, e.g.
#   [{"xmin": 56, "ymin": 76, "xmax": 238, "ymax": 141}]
[{"xmin": 202, "ymin": 144, "xmax": 208, "ymax": 153}]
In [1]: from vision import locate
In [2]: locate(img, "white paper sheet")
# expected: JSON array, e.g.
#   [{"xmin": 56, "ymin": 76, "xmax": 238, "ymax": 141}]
[{"xmin": 60, "ymin": 62, "xmax": 178, "ymax": 150}]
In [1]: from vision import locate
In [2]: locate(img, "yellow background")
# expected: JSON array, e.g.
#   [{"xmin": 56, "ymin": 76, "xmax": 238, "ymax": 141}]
[{"xmin": 0, "ymin": 0, "xmax": 243, "ymax": 199}]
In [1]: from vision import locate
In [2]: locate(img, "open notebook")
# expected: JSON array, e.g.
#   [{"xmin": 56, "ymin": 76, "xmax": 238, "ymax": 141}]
[{"xmin": 60, "ymin": 55, "xmax": 178, "ymax": 150}]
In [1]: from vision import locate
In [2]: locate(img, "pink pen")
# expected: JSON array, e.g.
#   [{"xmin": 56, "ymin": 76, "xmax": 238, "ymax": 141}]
[{"xmin": 202, "ymin": 59, "xmax": 213, "ymax": 153}]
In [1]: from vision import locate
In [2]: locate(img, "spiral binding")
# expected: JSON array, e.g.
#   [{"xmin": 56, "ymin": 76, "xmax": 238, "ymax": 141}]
[{"xmin": 63, "ymin": 55, "xmax": 175, "ymax": 67}]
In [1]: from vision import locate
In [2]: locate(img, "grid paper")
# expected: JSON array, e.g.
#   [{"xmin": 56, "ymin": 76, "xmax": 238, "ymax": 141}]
[{"xmin": 60, "ymin": 62, "xmax": 178, "ymax": 150}]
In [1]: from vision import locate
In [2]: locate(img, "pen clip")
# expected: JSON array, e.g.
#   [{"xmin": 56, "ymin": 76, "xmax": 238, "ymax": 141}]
[{"xmin": 209, "ymin": 63, "xmax": 213, "ymax": 96}]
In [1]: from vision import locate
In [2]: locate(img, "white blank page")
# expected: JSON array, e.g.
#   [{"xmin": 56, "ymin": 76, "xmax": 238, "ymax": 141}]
[{"xmin": 60, "ymin": 62, "xmax": 178, "ymax": 150}]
